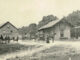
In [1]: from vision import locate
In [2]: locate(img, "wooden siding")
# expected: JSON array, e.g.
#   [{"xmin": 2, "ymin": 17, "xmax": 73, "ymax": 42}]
[
  {"xmin": 38, "ymin": 21, "xmax": 72, "ymax": 40},
  {"xmin": 0, "ymin": 22, "xmax": 19, "ymax": 39}
]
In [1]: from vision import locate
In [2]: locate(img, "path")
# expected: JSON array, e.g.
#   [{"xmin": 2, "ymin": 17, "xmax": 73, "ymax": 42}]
[
  {"xmin": 0, "ymin": 41, "xmax": 55, "ymax": 60},
  {"xmin": 1, "ymin": 40, "xmax": 80, "ymax": 60}
]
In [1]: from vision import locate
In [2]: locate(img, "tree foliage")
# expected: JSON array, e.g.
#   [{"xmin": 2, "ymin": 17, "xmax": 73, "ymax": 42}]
[
  {"xmin": 19, "ymin": 26, "xmax": 30, "ymax": 35},
  {"xmin": 38, "ymin": 15, "xmax": 58, "ymax": 28},
  {"xmin": 28, "ymin": 23, "xmax": 38, "ymax": 35},
  {"xmin": 19, "ymin": 23, "xmax": 38, "ymax": 39},
  {"xmin": 63, "ymin": 10, "xmax": 80, "ymax": 26}
]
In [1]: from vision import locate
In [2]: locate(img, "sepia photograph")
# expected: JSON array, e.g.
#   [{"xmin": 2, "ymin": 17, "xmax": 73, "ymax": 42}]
[{"xmin": 0, "ymin": 0, "xmax": 80, "ymax": 60}]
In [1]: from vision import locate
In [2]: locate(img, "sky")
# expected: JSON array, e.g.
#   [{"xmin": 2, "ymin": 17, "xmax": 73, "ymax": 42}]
[{"xmin": 0, "ymin": 0, "xmax": 80, "ymax": 28}]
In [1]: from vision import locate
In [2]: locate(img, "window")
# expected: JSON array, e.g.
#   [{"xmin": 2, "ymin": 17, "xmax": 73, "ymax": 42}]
[
  {"xmin": 7, "ymin": 25, "xmax": 10, "ymax": 29},
  {"xmin": 60, "ymin": 30, "xmax": 64, "ymax": 37},
  {"xmin": 11, "ymin": 30, "xmax": 13, "ymax": 33}
]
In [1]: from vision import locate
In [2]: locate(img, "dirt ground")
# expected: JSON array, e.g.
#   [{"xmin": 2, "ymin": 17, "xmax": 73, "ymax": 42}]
[{"xmin": 7, "ymin": 40, "xmax": 80, "ymax": 60}]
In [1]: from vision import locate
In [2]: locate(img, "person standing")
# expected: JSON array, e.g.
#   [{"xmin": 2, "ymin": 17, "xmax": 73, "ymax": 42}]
[
  {"xmin": 52, "ymin": 33, "xmax": 56, "ymax": 43},
  {"xmin": 46, "ymin": 34, "xmax": 50, "ymax": 43}
]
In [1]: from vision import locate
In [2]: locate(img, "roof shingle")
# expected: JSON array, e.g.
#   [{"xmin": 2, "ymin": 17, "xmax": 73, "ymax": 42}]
[{"xmin": 38, "ymin": 19, "xmax": 61, "ymax": 30}]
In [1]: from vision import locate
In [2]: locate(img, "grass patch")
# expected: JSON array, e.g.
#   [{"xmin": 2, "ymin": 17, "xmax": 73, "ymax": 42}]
[
  {"xmin": 0, "ymin": 43, "xmax": 37, "ymax": 55},
  {"xmin": 30, "ymin": 45, "xmax": 77, "ymax": 60},
  {"xmin": 8, "ymin": 44, "xmax": 79, "ymax": 60}
]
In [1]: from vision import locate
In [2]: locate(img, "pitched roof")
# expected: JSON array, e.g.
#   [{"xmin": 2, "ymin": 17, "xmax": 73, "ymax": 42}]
[
  {"xmin": 0, "ymin": 21, "xmax": 7, "ymax": 27},
  {"xmin": 38, "ymin": 19, "xmax": 61, "ymax": 30},
  {"xmin": 0, "ymin": 21, "xmax": 18, "ymax": 30},
  {"xmin": 38, "ymin": 19, "xmax": 73, "ymax": 31}
]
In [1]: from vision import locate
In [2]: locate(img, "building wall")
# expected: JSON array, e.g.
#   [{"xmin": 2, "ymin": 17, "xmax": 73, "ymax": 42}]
[
  {"xmin": 0, "ymin": 23, "xmax": 19, "ymax": 39},
  {"xmin": 53, "ymin": 24, "xmax": 60, "ymax": 40},
  {"xmin": 53, "ymin": 22, "xmax": 71, "ymax": 40},
  {"xmin": 64, "ymin": 24, "xmax": 71, "ymax": 39},
  {"xmin": 38, "ymin": 21, "xmax": 72, "ymax": 40}
]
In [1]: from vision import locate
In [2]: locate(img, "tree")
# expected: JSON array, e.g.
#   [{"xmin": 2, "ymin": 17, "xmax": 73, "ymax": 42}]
[
  {"xmin": 65, "ymin": 10, "xmax": 80, "ymax": 26},
  {"xmin": 19, "ymin": 23, "xmax": 38, "ymax": 40},
  {"xmin": 38, "ymin": 15, "xmax": 58, "ymax": 28},
  {"xmin": 28, "ymin": 23, "xmax": 38, "ymax": 39},
  {"xmin": 18, "ymin": 26, "xmax": 29, "ymax": 35}
]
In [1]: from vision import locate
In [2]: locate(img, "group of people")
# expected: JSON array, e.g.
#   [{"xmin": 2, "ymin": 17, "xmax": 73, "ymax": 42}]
[
  {"xmin": 0, "ymin": 35, "xmax": 19, "ymax": 44},
  {"xmin": 38, "ymin": 33, "xmax": 56, "ymax": 43},
  {"xmin": 46, "ymin": 34, "xmax": 55, "ymax": 43}
]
